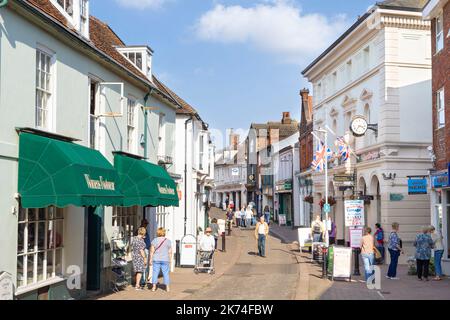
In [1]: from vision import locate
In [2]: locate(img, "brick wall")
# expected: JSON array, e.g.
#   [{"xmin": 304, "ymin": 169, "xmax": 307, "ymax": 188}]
[{"xmin": 432, "ymin": 2, "xmax": 450, "ymax": 171}]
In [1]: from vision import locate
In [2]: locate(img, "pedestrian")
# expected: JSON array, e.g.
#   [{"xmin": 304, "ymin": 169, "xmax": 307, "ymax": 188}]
[
  {"xmin": 251, "ymin": 208, "xmax": 257, "ymax": 226},
  {"xmin": 132, "ymin": 227, "xmax": 147, "ymax": 291},
  {"xmin": 430, "ymin": 226, "xmax": 444, "ymax": 281},
  {"xmin": 149, "ymin": 228, "xmax": 173, "ymax": 292},
  {"xmin": 387, "ymin": 222, "xmax": 403, "ymax": 280},
  {"xmin": 414, "ymin": 226, "xmax": 434, "ymax": 281},
  {"xmin": 254, "ymin": 216, "xmax": 269, "ymax": 257},
  {"xmin": 234, "ymin": 207, "xmax": 241, "ymax": 227},
  {"xmin": 311, "ymin": 215, "xmax": 324, "ymax": 243},
  {"xmin": 327, "ymin": 216, "xmax": 337, "ymax": 245},
  {"xmin": 374, "ymin": 223, "xmax": 385, "ymax": 262},
  {"xmin": 360, "ymin": 227, "xmax": 375, "ymax": 282},
  {"xmin": 263, "ymin": 205, "xmax": 271, "ymax": 225},
  {"xmin": 240, "ymin": 206, "xmax": 246, "ymax": 227},
  {"xmin": 245, "ymin": 206, "xmax": 253, "ymax": 228},
  {"xmin": 139, "ymin": 219, "xmax": 151, "ymax": 287},
  {"xmin": 209, "ymin": 218, "xmax": 220, "ymax": 249},
  {"xmin": 199, "ymin": 227, "xmax": 216, "ymax": 256}
]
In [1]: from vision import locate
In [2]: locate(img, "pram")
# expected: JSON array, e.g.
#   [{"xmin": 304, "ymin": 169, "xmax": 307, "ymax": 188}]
[{"xmin": 194, "ymin": 250, "xmax": 215, "ymax": 275}]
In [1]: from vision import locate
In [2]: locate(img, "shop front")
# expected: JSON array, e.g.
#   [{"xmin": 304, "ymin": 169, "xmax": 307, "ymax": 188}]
[
  {"xmin": 16, "ymin": 129, "xmax": 124, "ymax": 300},
  {"xmin": 430, "ymin": 168, "xmax": 450, "ymax": 275},
  {"xmin": 275, "ymin": 180, "xmax": 293, "ymax": 226}
]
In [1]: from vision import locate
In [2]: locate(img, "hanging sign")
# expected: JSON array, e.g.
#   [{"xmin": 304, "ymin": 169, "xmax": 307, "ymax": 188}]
[
  {"xmin": 344, "ymin": 200, "xmax": 365, "ymax": 227},
  {"xmin": 332, "ymin": 247, "xmax": 352, "ymax": 280},
  {"xmin": 431, "ymin": 172, "xmax": 448, "ymax": 189}
]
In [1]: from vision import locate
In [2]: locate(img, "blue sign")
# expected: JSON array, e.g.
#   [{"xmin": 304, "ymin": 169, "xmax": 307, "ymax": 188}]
[
  {"xmin": 431, "ymin": 172, "xmax": 448, "ymax": 189},
  {"xmin": 408, "ymin": 178, "xmax": 428, "ymax": 195},
  {"xmin": 324, "ymin": 203, "xmax": 331, "ymax": 213}
]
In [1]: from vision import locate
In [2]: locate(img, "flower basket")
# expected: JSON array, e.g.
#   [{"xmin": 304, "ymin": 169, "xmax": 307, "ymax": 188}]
[
  {"xmin": 319, "ymin": 197, "xmax": 336, "ymax": 209},
  {"xmin": 304, "ymin": 195, "xmax": 314, "ymax": 204}
]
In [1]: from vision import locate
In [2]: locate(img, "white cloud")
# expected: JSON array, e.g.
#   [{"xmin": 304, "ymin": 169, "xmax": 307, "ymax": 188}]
[
  {"xmin": 194, "ymin": 0, "xmax": 349, "ymax": 64},
  {"xmin": 115, "ymin": 0, "xmax": 170, "ymax": 10}
]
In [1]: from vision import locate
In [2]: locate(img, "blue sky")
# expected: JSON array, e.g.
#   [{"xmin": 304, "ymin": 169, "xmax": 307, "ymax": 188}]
[{"xmin": 91, "ymin": 0, "xmax": 375, "ymax": 147}]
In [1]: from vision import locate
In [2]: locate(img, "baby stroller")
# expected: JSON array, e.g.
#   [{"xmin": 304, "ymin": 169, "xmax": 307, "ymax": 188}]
[{"xmin": 194, "ymin": 250, "xmax": 215, "ymax": 275}]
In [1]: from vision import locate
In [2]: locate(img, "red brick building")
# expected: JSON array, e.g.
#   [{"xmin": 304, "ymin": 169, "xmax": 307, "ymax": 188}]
[
  {"xmin": 423, "ymin": 0, "xmax": 450, "ymax": 274},
  {"xmin": 297, "ymin": 88, "xmax": 314, "ymax": 226}
]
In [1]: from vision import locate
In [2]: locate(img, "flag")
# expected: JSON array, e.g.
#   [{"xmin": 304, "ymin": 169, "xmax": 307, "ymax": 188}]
[
  {"xmin": 335, "ymin": 136, "xmax": 351, "ymax": 162},
  {"xmin": 311, "ymin": 141, "xmax": 333, "ymax": 172}
]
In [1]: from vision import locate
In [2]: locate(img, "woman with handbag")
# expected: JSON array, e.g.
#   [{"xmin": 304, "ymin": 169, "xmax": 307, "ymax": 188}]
[
  {"xmin": 360, "ymin": 227, "xmax": 375, "ymax": 282},
  {"xmin": 149, "ymin": 228, "xmax": 173, "ymax": 292}
]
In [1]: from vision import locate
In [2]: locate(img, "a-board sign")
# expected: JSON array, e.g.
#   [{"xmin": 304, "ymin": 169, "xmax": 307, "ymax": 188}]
[
  {"xmin": 349, "ymin": 226, "xmax": 364, "ymax": 249},
  {"xmin": 344, "ymin": 200, "xmax": 365, "ymax": 226},
  {"xmin": 332, "ymin": 247, "xmax": 352, "ymax": 280},
  {"xmin": 180, "ymin": 234, "xmax": 197, "ymax": 267},
  {"xmin": 278, "ymin": 214, "xmax": 287, "ymax": 226},
  {"xmin": 298, "ymin": 228, "xmax": 312, "ymax": 248}
]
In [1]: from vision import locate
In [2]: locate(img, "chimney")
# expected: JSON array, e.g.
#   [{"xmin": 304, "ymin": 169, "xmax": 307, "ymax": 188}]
[
  {"xmin": 300, "ymin": 88, "xmax": 310, "ymax": 105},
  {"xmin": 229, "ymin": 129, "xmax": 240, "ymax": 151},
  {"xmin": 281, "ymin": 112, "xmax": 292, "ymax": 125}
]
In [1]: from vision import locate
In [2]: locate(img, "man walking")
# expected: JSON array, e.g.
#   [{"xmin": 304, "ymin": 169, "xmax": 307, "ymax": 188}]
[{"xmin": 255, "ymin": 216, "xmax": 269, "ymax": 257}]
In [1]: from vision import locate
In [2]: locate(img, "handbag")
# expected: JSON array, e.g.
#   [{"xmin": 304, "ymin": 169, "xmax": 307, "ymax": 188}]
[{"xmin": 374, "ymin": 247, "xmax": 382, "ymax": 260}]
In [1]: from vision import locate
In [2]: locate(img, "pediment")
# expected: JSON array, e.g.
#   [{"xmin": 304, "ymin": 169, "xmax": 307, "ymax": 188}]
[
  {"xmin": 342, "ymin": 95, "xmax": 357, "ymax": 108},
  {"xmin": 360, "ymin": 89, "xmax": 373, "ymax": 101},
  {"xmin": 329, "ymin": 107, "xmax": 339, "ymax": 117}
]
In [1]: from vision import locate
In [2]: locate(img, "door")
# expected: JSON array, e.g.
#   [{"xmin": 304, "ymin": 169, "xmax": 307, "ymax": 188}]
[
  {"xmin": 284, "ymin": 194, "xmax": 293, "ymax": 226},
  {"xmin": 86, "ymin": 206, "xmax": 104, "ymax": 291}
]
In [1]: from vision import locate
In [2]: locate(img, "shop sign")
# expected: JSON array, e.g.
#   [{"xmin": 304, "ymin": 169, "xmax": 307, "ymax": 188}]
[
  {"xmin": 231, "ymin": 168, "xmax": 240, "ymax": 176},
  {"xmin": 276, "ymin": 181, "xmax": 292, "ymax": 192},
  {"xmin": 84, "ymin": 174, "xmax": 116, "ymax": 191},
  {"xmin": 359, "ymin": 150, "xmax": 380, "ymax": 162},
  {"xmin": 390, "ymin": 193, "xmax": 404, "ymax": 201},
  {"xmin": 157, "ymin": 183, "xmax": 176, "ymax": 195},
  {"xmin": 432, "ymin": 172, "xmax": 449, "ymax": 189},
  {"xmin": 408, "ymin": 178, "xmax": 427, "ymax": 195},
  {"xmin": 344, "ymin": 200, "xmax": 365, "ymax": 227},
  {"xmin": 334, "ymin": 174, "xmax": 355, "ymax": 182}
]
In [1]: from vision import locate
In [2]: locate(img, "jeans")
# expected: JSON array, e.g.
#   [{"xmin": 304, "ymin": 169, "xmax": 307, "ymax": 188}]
[
  {"xmin": 264, "ymin": 213, "xmax": 270, "ymax": 224},
  {"xmin": 376, "ymin": 245, "xmax": 385, "ymax": 261},
  {"xmin": 214, "ymin": 238, "xmax": 218, "ymax": 250},
  {"xmin": 246, "ymin": 218, "xmax": 251, "ymax": 228},
  {"xmin": 152, "ymin": 261, "xmax": 170, "ymax": 285},
  {"xmin": 362, "ymin": 253, "xmax": 375, "ymax": 281},
  {"xmin": 258, "ymin": 234, "xmax": 266, "ymax": 257},
  {"xmin": 435, "ymin": 250, "xmax": 444, "ymax": 277},
  {"xmin": 387, "ymin": 249, "xmax": 400, "ymax": 278},
  {"xmin": 236, "ymin": 218, "xmax": 241, "ymax": 227},
  {"xmin": 417, "ymin": 259, "xmax": 430, "ymax": 279},
  {"xmin": 241, "ymin": 217, "xmax": 246, "ymax": 227},
  {"xmin": 252, "ymin": 217, "xmax": 257, "ymax": 226}
]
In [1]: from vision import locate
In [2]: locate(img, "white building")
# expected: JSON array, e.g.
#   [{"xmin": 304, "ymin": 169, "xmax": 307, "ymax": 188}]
[
  {"xmin": 0, "ymin": 0, "xmax": 187, "ymax": 299},
  {"xmin": 302, "ymin": 0, "xmax": 432, "ymax": 260}
]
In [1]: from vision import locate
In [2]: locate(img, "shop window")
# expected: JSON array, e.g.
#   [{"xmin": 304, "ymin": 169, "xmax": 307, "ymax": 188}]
[
  {"xmin": 112, "ymin": 207, "xmax": 138, "ymax": 251},
  {"xmin": 17, "ymin": 207, "xmax": 64, "ymax": 289},
  {"xmin": 35, "ymin": 49, "xmax": 54, "ymax": 130}
]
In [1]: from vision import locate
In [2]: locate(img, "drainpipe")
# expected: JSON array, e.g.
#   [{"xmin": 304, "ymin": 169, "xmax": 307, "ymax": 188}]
[
  {"xmin": 184, "ymin": 116, "xmax": 193, "ymax": 236},
  {"xmin": 0, "ymin": 0, "xmax": 8, "ymax": 8},
  {"xmin": 143, "ymin": 89, "xmax": 153, "ymax": 159}
]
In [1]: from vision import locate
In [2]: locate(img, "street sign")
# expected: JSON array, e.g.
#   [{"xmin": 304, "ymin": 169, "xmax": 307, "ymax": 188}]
[
  {"xmin": 408, "ymin": 178, "xmax": 427, "ymax": 195},
  {"xmin": 324, "ymin": 203, "xmax": 331, "ymax": 213},
  {"xmin": 339, "ymin": 185, "xmax": 354, "ymax": 192},
  {"xmin": 334, "ymin": 174, "xmax": 355, "ymax": 182}
]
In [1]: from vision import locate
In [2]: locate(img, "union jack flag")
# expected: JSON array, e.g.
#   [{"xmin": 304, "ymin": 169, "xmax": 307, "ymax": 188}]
[
  {"xmin": 335, "ymin": 136, "xmax": 351, "ymax": 162},
  {"xmin": 311, "ymin": 141, "xmax": 333, "ymax": 172}
]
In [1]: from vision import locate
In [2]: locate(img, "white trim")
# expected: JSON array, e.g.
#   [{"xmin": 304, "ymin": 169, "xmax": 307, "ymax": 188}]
[{"xmin": 15, "ymin": 276, "xmax": 66, "ymax": 297}]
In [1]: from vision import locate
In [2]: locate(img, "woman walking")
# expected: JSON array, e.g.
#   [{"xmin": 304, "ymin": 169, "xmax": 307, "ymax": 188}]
[
  {"xmin": 240, "ymin": 206, "xmax": 246, "ymax": 228},
  {"xmin": 430, "ymin": 226, "xmax": 444, "ymax": 280},
  {"xmin": 387, "ymin": 222, "xmax": 403, "ymax": 280},
  {"xmin": 263, "ymin": 206, "xmax": 271, "ymax": 226},
  {"xmin": 149, "ymin": 228, "xmax": 173, "ymax": 292},
  {"xmin": 414, "ymin": 226, "xmax": 434, "ymax": 281},
  {"xmin": 254, "ymin": 216, "xmax": 269, "ymax": 257},
  {"xmin": 360, "ymin": 227, "xmax": 375, "ymax": 282},
  {"xmin": 132, "ymin": 227, "xmax": 147, "ymax": 290},
  {"xmin": 209, "ymin": 218, "xmax": 220, "ymax": 249}
]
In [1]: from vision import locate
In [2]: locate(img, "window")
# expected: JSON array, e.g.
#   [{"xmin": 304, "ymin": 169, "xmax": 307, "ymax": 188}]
[
  {"xmin": 112, "ymin": 207, "xmax": 138, "ymax": 254},
  {"xmin": 436, "ymin": 13, "xmax": 444, "ymax": 53},
  {"xmin": 332, "ymin": 72, "xmax": 337, "ymax": 92},
  {"xmin": 123, "ymin": 52, "xmax": 143, "ymax": 70},
  {"xmin": 80, "ymin": 0, "xmax": 88, "ymax": 35},
  {"xmin": 437, "ymin": 88, "xmax": 445, "ymax": 129},
  {"xmin": 89, "ymin": 79, "xmax": 98, "ymax": 149},
  {"xmin": 57, "ymin": 0, "xmax": 73, "ymax": 16},
  {"xmin": 199, "ymin": 135, "xmax": 204, "ymax": 171},
  {"xmin": 127, "ymin": 98, "xmax": 136, "ymax": 152},
  {"xmin": 346, "ymin": 60, "xmax": 352, "ymax": 83},
  {"xmin": 156, "ymin": 207, "xmax": 170, "ymax": 233},
  {"xmin": 17, "ymin": 207, "xmax": 64, "ymax": 288},
  {"xmin": 363, "ymin": 47, "xmax": 370, "ymax": 70},
  {"xmin": 35, "ymin": 49, "xmax": 53, "ymax": 130}
]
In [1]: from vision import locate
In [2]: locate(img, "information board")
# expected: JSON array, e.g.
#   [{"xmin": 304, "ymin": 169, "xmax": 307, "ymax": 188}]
[
  {"xmin": 349, "ymin": 226, "xmax": 364, "ymax": 249},
  {"xmin": 180, "ymin": 234, "xmax": 197, "ymax": 267},
  {"xmin": 344, "ymin": 200, "xmax": 365, "ymax": 226},
  {"xmin": 332, "ymin": 247, "xmax": 352, "ymax": 280},
  {"xmin": 297, "ymin": 227, "xmax": 312, "ymax": 248}
]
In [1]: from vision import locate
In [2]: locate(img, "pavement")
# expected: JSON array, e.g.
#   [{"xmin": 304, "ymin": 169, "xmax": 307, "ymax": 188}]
[{"xmin": 95, "ymin": 211, "xmax": 450, "ymax": 300}]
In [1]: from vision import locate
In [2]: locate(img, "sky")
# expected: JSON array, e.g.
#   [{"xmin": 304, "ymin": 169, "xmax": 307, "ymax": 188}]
[{"xmin": 90, "ymin": 0, "xmax": 375, "ymax": 148}]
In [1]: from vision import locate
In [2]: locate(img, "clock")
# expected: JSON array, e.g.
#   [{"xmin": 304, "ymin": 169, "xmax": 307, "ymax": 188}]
[{"xmin": 350, "ymin": 116, "xmax": 368, "ymax": 137}]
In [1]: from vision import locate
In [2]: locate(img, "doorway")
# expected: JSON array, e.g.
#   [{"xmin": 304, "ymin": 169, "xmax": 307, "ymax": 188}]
[{"xmin": 86, "ymin": 206, "xmax": 104, "ymax": 291}]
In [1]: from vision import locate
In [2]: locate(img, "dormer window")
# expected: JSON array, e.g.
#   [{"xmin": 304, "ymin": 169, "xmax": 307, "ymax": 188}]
[
  {"xmin": 57, "ymin": 0, "xmax": 73, "ymax": 16},
  {"xmin": 80, "ymin": 0, "xmax": 88, "ymax": 35},
  {"xmin": 116, "ymin": 46, "xmax": 154, "ymax": 80}
]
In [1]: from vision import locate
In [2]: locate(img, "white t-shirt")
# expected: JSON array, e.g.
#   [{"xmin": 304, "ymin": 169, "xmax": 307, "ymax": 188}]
[
  {"xmin": 199, "ymin": 235, "xmax": 215, "ymax": 251},
  {"xmin": 258, "ymin": 223, "xmax": 266, "ymax": 235},
  {"xmin": 245, "ymin": 209, "xmax": 253, "ymax": 219}
]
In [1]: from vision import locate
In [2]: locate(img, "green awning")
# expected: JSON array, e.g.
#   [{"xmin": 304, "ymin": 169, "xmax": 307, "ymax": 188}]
[
  {"xmin": 18, "ymin": 132, "xmax": 123, "ymax": 208},
  {"xmin": 114, "ymin": 153, "xmax": 179, "ymax": 207}
]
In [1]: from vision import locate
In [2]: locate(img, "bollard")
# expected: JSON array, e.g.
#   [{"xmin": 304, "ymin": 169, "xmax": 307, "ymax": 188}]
[
  {"xmin": 227, "ymin": 221, "xmax": 232, "ymax": 236},
  {"xmin": 221, "ymin": 232, "xmax": 226, "ymax": 252},
  {"xmin": 175, "ymin": 240, "xmax": 181, "ymax": 267},
  {"xmin": 353, "ymin": 248, "xmax": 361, "ymax": 276},
  {"xmin": 322, "ymin": 246, "xmax": 328, "ymax": 279}
]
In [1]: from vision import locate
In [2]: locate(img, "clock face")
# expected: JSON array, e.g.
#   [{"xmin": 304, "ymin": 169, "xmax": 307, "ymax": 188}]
[{"xmin": 350, "ymin": 117, "xmax": 368, "ymax": 136}]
